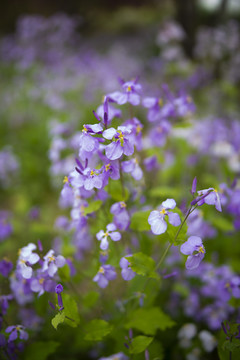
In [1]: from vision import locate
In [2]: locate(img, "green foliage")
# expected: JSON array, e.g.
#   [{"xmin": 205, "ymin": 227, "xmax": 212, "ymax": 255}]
[
  {"xmin": 84, "ymin": 319, "xmax": 112, "ymax": 341},
  {"xmin": 83, "ymin": 291, "xmax": 100, "ymax": 309},
  {"xmin": 130, "ymin": 210, "xmax": 151, "ymax": 231},
  {"xmin": 125, "ymin": 307, "xmax": 175, "ymax": 335},
  {"xmin": 125, "ymin": 252, "xmax": 159, "ymax": 279},
  {"xmin": 107, "ymin": 179, "xmax": 129, "ymax": 201},
  {"xmin": 129, "ymin": 336, "xmax": 154, "ymax": 354},
  {"xmin": 62, "ymin": 294, "xmax": 80, "ymax": 327},
  {"xmin": 83, "ymin": 200, "xmax": 102, "ymax": 215},
  {"xmin": 52, "ymin": 312, "xmax": 65, "ymax": 330},
  {"xmin": 24, "ymin": 341, "xmax": 59, "ymax": 360}
]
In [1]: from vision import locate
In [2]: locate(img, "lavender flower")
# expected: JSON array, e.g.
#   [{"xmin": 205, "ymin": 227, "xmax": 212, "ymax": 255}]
[
  {"xmin": 93, "ymin": 265, "xmax": 117, "ymax": 288},
  {"xmin": 196, "ymin": 188, "xmax": 222, "ymax": 212},
  {"xmin": 5, "ymin": 325, "xmax": 28, "ymax": 342},
  {"xmin": 122, "ymin": 158, "xmax": 143, "ymax": 181},
  {"xmin": 0, "ymin": 258, "xmax": 13, "ymax": 277},
  {"xmin": 120, "ymin": 256, "xmax": 136, "ymax": 281},
  {"xmin": 148, "ymin": 199, "xmax": 181, "ymax": 235},
  {"xmin": 42, "ymin": 250, "xmax": 65, "ymax": 277},
  {"xmin": 180, "ymin": 236, "xmax": 205, "ymax": 270},
  {"xmin": 108, "ymin": 78, "xmax": 141, "ymax": 106},
  {"xmin": 103, "ymin": 126, "xmax": 134, "ymax": 160},
  {"xmin": 17, "ymin": 243, "xmax": 40, "ymax": 279},
  {"xmin": 96, "ymin": 223, "xmax": 121, "ymax": 250},
  {"xmin": 110, "ymin": 202, "xmax": 130, "ymax": 231}
]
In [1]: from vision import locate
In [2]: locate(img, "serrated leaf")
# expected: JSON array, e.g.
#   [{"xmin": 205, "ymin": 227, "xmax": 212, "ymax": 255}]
[
  {"xmin": 126, "ymin": 252, "xmax": 159, "ymax": 279},
  {"xmin": 130, "ymin": 211, "xmax": 151, "ymax": 231},
  {"xmin": 84, "ymin": 319, "xmax": 112, "ymax": 341},
  {"xmin": 126, "ymin": 307, "xmax": 175, "ymax": 335},
  {"xmin": 130, "ymin": 336, "xmax": 153, "ymax": 354},
  {"xmin": 62, "ymin": 294, "xmax": 80, "ymax": 327},
  {"xmin": 84, "ymin": 200, "xmax": 102, "ymax": 215},
  {"xmin": 24, "ymin": 341, "xmax": 59, "ymax": 360},
  {"xmin": 51, "ymin": 311, "xmax": 65, "ymax": 330}
]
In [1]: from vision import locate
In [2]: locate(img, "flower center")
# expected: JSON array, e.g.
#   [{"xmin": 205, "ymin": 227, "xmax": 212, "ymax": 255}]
[
  {"xmin": 99, "ymin": 266, "xmax": 105, "ymax": 274},
  {"xmin": 120, "ymin": 201, "xmax": 126, "ymax": 208},
  {"xmin": 90, "ymin": 170, "xmax": 95, "ymax": 176},
  {"xmin": 39, "ymin": 278, "xmax": 44, "ymax": 285},
  {"xmin": 127, "ymin": 85, "xmax": 132, "ymax": 92},
  {"xmin": 63, "ymin": 176, "xmax": 69, "ymax": 184},
  {"xmin": 48, "ymin": 256, "xmax": 55, "ymax": 262},
  {"xmin": 105, "ymin": 163, "xmax": 111, "ymax": 171},
  {"xmin": 158, "ymin": 98, "xmax": 163, "ymax": 106},
  {"xmin": 82, "ymin": 125, "xmax": 88, "ymax": 133},
  {"xmin": 104, "ymin": 232, "xmax": 109, "ymax": 237},
  {"xmin": 136, "ymin": 124, "xmax": 142, "ymax": 134},
  {"xmin": 198, "ymin": 246, "xmax": 205, "ymax": 254},
  {"xmin": 160, "ymin": 208, "xmax": 166, "ymax": 215}
]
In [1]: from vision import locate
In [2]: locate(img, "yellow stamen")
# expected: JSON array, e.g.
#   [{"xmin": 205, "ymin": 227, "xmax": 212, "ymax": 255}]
[
  {"xmin": 120, "ymin": 201, "xmax": 126, "ymax": 208},
  {"xmin": 158, "ymin": 98, "xmax": 163, "ymax": 106},
  {"xmin": 136, "ymin": 124, "xmax": 142, "ymax": 134},
  {"xmin": 90, "ymin": 170, "xmax": 95, "ymax": 176},
  {"xmin": 39, "ymin": 278, "xmax": 44, "ymax": 285},
  {"xmin": 127, "ymin": 85, "xmax": 132, "ymax": 92},
  {"xmin": 48, "ymin": 256, "xmax": 55, "ymax": 262},
  {"xmin": 82, "ymin": 125, "xmax": 88, "ymax": 133},
  {"xmin": 63, "ymin": 176, "xmax": 69, "ymax": 184},
  {"xmin": 198, "ymin": 246, "xmax": 205, "ymax": 254},
  {"xmin": 105, "ymin": 163, "xmax": 111, "ymax": 171},
  {"xmin": 99, "ymin": 266, "xmax": 105, "ymax": 274},
  {"xmin": 104, "ymin": 232, "xmax": 109, "ymax": 237},
  {"xmin": 160, "ymin": 208, "xmax": 166, "ymax": 215}
]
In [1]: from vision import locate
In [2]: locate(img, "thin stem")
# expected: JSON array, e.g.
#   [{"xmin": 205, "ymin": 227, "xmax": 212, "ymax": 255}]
[{"xmin": 119, "ymin": 160, "xmax": 125, "ymax": 199}]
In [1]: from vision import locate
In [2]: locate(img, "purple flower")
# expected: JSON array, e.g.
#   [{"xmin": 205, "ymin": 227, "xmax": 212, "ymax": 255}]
[
  {"xmin": 42, "ymin": 250, "xmax": 65, "ymax": 277},
  {"xmin": 148, "ymin": 199, "xmax": 181, "ymax": 235},
  {"xmin": 122, "ymin": 158, "xmax": 143, "ymax": 181},
  {"xmin": 55, "ymin": 284, "xmax": 64, "ymax": 310},
  {"xmin": 93, "ymin": 265, "xmax": 117, "ymax": 288},
  {"xmin": 103, "ymin": 126, "xmax": 134, "ymax": 160},
  {"xmin": 0, "ymin": 212, "xmax": 13, "ymax": 241},
  {"xmin": 110, "ymin": 202, "xmax": 130, "ymax": 231},
  {"xmin": 30, "ymin": 271, "xmax": 55, "ymax": 296},
  {"xmin": 108, "ymin": 79, "xmax": 142, "ymax": 106},
  {"xmin": 17, "ymin": 243, "xmax": 40, "ymax": 279},
  {"xmin": 5, "ymin": 325, "xmax": 28, "ymax": 342},
  {"xmin": 180, "ymin": 236, "xmax": 205, "ymax": 270},
  {"xmin": 0, "ymin": 258, "xmax": 13, "ymax": 277},
  {"xmin": 96, "ymin": 223, "xmax": 121, "ymax": 250},
  {"xmin": 120, "ymin": 256, "xmax": 136, "ymax": 281},
  {"xmin": 192, "ymin": 188, "xmax": 222, "ymax": 212}
]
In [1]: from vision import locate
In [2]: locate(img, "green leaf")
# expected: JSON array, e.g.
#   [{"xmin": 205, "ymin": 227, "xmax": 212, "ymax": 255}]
[
  {"xmin": 83, "ymin": 291, "xmax": 100, "ymax": 308},
  {"xmin": 51, "ymin": 311, "xmax": 65, "ymax": 330},
  {"xmin": 130, "ymin": 210, "xmax": 151, "ymax": 231},
  {"xmin": 62, "ymin": 294, "xmax": 80, "ymax": 327},
  {"xmin": 208, "ymin": 215, "xmax": 233, "ymax": 232},
  {"xmin": 107, "ymin": 179, "xmax": 129, "ymax": 201},
  {"xmin": 125, "ymin": 252, "xmax": 159, "ymax": 279},
  {"xmin": 223, "ymin": 340, "xmax": 240, "ymax": 352},
  {"xmin": 126, "ymin": 307, "xmax": 175, "ymax": 335},
  {"xmin": 149, "ymin": 187, "xmax": 181, "ymax": 200},
  {"xmin": 58, "ymin": 264, "xmax": 71, "ymax": 282},
  {"xmin": 229, "ymin": 297, "xmax": 240, "ymax": 309},
  {"xmin": 24, "ymin": 341, "xmax": 59, "ymax": 360},
  {"xmin": 129, "ymin": 336, "xmax": 153, "ymax": 354},
  {"xmin": 83, "ymin": 200, "xmax": 102, "ymax": 215},
  {"xmin": 84, "ymin": 319, "xmax": 112, "ymax": 341}
]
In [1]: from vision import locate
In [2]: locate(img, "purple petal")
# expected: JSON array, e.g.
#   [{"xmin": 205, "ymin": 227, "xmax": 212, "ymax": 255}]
[
  {"xmin": 97, "ymin": 275, "xmax": 109, "ymax": 288},
  {"xmin": 103, "ymin": 128, "xmax": 117, "ymax": 140},
  {"xmin": 168, "ymin": 212, "xmax": 181, "ymax": 227},
  {"xmin": 142, "ymin": 97, "xmax": 156, "ymax": 108},
  {"xmin": 22, "ymin": 265, "xmax": 33, "ymax": 279},
  {"xmin": 48, "ymin": 263, "xmax": 58, "ymax": 277},
  {"xmin": 123, "ymin": 140, "xmax": 134, "ymax": 157},
  {"xmin": 162, "ymin": 199, "xmax": 176, "ymax": 209},
  {"xmin": 151, "ymin": 217, "xmax": 167, "ymax": 235},
  {"xmin": 106, "ymin": 223, "xmax": 117, "ymax": 232},
  {"xmin": 185, "ymin": 254, "xmax": 204, "ymax": 270},
  {"xmin": 100, "ymin": 237, "xmax": 109, "ymax": 250},
  {"xmin": 121, "ymin": 268, "xmax": 135, "ymax": 281},
  {"xmin": 9, "ymin": 329, "xmax": 18, "ymax": 342},
  {"xmin": 109, "ymin": 231, "xmax": 121, "ymax": 241},
  {"xmin": 180, "ymin": 236, "xmax": 202, "ymax": 255},
  {"xmin": 105, "ymin": 141, "xmax": 123, "ymax": 160},
  {"xmin": 81, "ymin": 134, "xmax": 96, "ymax": 152},
  {"xmin": 55, "ymin": 255, "xmax": 65, "ymax": 268},
  {"xmin": 5, "ymin": 326, "xmax": 15, "ymax": 333},
  {"xmin": 28, "ymin": 253, "xmax": 40, "ymax": 265},
  {"xmin": 148, "ymin": 211, "xmax": 161, "ymax": 225},
  {"xmin": 19, "ymin": 330, "xmax": 28, "ymax": 340},
  {"xmin": 96, "ymin": 230, "xmax": 105, "ymax": 241}
]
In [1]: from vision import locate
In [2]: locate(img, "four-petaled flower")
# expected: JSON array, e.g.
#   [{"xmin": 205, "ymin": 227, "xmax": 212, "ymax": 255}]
[
  {"xmin": 103, "ymin": 126, "xmax": 134, "ymax": 160},
  {"xmin": 93, "ymin": 265, "xmax": 117, "ymax": 288},
  {"xmin": 42, "ymin": 250, "xmax": 65, "ymax": 277},
  {"xmin": 17, "ymin": 243, "xmax": 40, "ymax": 279},
  {"xmin": 180, "ymin": 236, "xmax": 205, "ymax": 270},
  {"xmin": 96, "ymin": 223, "xmax": 121, "ymax": 250},
  {"xmin": 148, "ymin": 199, "xmax": 181, "ymax": 235},
  {"xmin": 5, "ymin": 325, "xmax": 28, "ymax": 342},
  {"xmin": 197, "ymin": 188, "xmax": 222, "ymax": 212}
]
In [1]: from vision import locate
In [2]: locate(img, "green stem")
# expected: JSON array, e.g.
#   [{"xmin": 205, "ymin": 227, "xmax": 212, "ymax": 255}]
[{"xmin": 119, "ymin": 160, "xmax": 125, "ymax": 199}]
